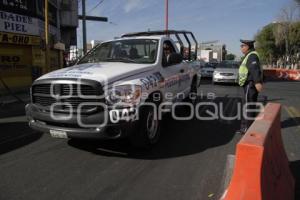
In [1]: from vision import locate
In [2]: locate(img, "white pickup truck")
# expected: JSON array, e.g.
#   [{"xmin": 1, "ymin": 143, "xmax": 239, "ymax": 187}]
[{"xmin": 26, "ymin": 30, "xmax": 201, "ymax": 148}]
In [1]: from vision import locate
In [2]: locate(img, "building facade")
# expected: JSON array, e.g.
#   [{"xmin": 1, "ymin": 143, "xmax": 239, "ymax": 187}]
[
  {"xmin": 0, "ymin": 0, "xmax": 78, "ymax": 91},
  {"xmin": 198, "ymin": 44, "xmax": 227, "ymax": 63}
]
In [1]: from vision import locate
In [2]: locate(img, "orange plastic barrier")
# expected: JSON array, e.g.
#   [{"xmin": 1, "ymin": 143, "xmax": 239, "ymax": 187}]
[
  {"xmin": 264, "ymin": 69, "xmax": 300, "ymax": 81},
  {"xmin": 222, "ymin": 103, "xmax": 295, "ymax": 200}
]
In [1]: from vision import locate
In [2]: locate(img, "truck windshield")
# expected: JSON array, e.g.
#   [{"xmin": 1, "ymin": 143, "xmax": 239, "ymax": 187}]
[{"xmin": 78, "ymin": 39, "xmax": 159, "ymax": 64}]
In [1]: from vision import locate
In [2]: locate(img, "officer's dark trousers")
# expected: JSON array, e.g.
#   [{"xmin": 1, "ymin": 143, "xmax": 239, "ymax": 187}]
[{"xmin": 241, "ymin": 81, "xmax": 258, "ymax": 130}]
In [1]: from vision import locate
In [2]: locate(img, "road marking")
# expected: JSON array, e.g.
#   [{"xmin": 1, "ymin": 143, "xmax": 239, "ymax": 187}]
[
  {"xmin": 0, "ymin": 116, "xmax": 27, "ymax": 123},
  {"xmin": 284, "ymin": 106, "xmax": 294, "ymax": 118},
  {"xmin": 284, "ymin": 106, "xmax": 300, "ymax": 131},
  {"xmin": 289, "ymin": 107, "xmax": 300, "ymax": 118},
  {"xmin": 96, "ymin": 148, "xmax": 128, "ymax": 156}
]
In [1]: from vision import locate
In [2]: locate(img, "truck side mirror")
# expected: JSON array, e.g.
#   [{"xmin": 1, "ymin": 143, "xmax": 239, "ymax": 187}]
[{"xmin": 167, "ymin": 53, "xmax": 183, "ymax": 66}]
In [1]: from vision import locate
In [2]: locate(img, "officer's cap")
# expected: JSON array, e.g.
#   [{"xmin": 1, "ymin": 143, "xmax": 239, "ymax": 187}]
[{"xmin": 240, "ymin": 39, "xmax": 255, "ymax": 46}]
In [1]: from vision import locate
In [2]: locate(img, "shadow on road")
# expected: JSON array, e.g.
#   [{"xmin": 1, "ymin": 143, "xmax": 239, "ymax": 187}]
[
  {"xmin": 281, "ymin": 117, "xmax": 300, "ymax": 129},
  {"xmin": 68, "ymin": 97, "xmax": 241, "ymax": 160},
  {"xmin": 264, "ymin": 79, "xmax": 300, "ymax": 83},
  {"xmin": 290, "ymin": 160, "xmax": 300, "ymax": 200},
  {"xmin": 0, "ymin": 102, "xmax": 26, "ymax": 118},
  {"xmin": 0, "ymin": 122, "xmax": 43, "ymax": 155},
  {"xmin": 213, "ymin": 82, "xmax": 239, "ymax": 87},
  {"xmin": 68, "ymin": 119, "xmax": 238, "ymax": 160},
  {"xmin": 200, "ymin": 78, "xmax": 213, "ymax": 84}
]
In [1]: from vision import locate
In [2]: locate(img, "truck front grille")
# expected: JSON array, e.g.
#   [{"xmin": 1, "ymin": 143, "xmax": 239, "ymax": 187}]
[{"xmin": 32, "ymin": 80, "xmax": 105, "ymax": 113}]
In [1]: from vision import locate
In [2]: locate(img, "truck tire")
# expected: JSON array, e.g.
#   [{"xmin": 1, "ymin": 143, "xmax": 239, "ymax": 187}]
[{"xmin": 129, "ymin": 103, "xmax": 161, "ymax": 149}]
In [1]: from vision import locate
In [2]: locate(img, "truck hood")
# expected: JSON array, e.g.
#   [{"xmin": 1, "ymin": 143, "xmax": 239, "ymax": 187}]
[{"xmin": 37, "ymin": 62, "xmax": 154, "ymax": 84}]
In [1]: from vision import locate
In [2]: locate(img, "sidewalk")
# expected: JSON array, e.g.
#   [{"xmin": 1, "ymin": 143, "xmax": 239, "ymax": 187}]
[
  {"xmin": 0, "ymin": 90, "xmax": 30, "ymax": 105},
  {"xmin": 0, "ymin": 90, "xmax": 30, "ymax": 119}
]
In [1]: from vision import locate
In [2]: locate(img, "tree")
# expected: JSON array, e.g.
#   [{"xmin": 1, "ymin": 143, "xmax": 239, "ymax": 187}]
[
  {"xmin": 225, "ymin": 54, "xmax": 236, "ymax": 60},
  {"xmin": 294, "ymin": 0, "xmax": 300, "ymax": 22},
  {"xmin": 255, "ymin": 24, "xmax": 278, "ymax": 65},
  {"xmin": 275, "ymin": 3, "xmax": 300, "ymax": 67},
  {"xmin": 289, "ymin": 22, "xmax": 300, "ymax": 66},
  {"xmin": 254, "ymin": 2, "xmax": 300, "ymax": 68},
  {"xmin": 278, "ymin": 3, "xmax": 299, "ymax": 22},
  {"xmin": 273, "ymin": 22, "xmax": 289, "ymax": 65},
  {"xmin": 289, "ymin": 22, "xmax": 300, "ymax": 54},
  {"xmin": 256, "ymin": 21, "xmax": 300, "ymax": 67}
]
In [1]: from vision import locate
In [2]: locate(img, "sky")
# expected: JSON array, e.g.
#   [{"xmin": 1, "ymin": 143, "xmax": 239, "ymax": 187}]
[{"xmin": 77, "ymin": 0, "xmax": 295, "ymax": 56}]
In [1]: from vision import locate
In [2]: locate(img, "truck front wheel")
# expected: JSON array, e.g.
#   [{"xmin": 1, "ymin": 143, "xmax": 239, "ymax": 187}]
[{"xmin": 129, "ymin": 104, "xmax": 161, "ymax": 149}]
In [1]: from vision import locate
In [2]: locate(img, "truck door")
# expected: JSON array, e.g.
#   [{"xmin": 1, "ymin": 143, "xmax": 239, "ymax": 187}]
[
  {"xmin": 178, "ymin": 60, "xmax": 192, "ymax": 96},
  {"xmin": 159, "ymin": 40, "xmax": 186, "ymax": 102}
]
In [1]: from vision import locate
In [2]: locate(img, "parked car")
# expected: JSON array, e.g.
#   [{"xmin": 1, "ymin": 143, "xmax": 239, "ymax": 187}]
[
  {"xmin": 213, "ymin": 61, "xmax": 239, "ymax": 84},
  {"xmin": 201, "ymin": 63, "xmax": 217, "ymax": 78}
]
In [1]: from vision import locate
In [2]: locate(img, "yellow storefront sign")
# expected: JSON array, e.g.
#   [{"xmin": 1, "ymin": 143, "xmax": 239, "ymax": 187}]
[
  {"xmin": 0, "ymin": 45, "xmax": 32, "ymax": 89},
  {"xmin": 0, "ymin": 32, "xmax": 40, "ymax": 46}
]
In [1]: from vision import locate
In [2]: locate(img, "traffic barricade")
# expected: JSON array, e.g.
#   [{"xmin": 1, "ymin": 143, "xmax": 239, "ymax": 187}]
[
  {"xmin": 221, "ymin": 103, "xmax": 295, "ymax": 200},
  {"xmin": 264, "ymin": 69, "xmax": 300, "ymax": 81}
]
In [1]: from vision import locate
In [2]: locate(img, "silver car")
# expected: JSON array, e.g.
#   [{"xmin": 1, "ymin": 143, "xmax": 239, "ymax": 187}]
[
  {"xmin": 213, "ymin": 61, "xmax": 239, "ymax": 84},
  {"xmin": 201, "ymin": 63, "xmax": 217, "ymax": 78}
]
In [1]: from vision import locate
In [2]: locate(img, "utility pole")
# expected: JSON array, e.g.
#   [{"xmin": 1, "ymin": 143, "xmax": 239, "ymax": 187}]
[
  {"xmin": 44, "ymin": 0, "xmax": 50, "ymax": 73},
  {"xmin": 165, "ymin": 0, "xmax": 168, "ymax": 32},
  {"xmin": 82, "ymin": 0, "xmax": 87, "ymax": 55},
  {"xmin": 80, "ymin": 0, "xmax": 108, "ymax": 55}
]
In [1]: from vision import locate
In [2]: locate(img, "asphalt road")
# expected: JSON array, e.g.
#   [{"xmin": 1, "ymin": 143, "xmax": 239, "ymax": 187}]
[{"xmin": 0, "ymin": 79, "xmax": 299, "ymax": 200}]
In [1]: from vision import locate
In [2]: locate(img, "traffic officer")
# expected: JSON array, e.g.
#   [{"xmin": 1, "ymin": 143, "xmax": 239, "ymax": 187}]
[{"xmin": 237, "ymin": 39, "xmax": 263, "ymax": 134}]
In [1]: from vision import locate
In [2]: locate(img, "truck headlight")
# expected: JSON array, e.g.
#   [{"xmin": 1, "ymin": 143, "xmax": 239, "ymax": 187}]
[{"xmin": 106, "ymin": 85, "xmax": 142, "ymax": 106}]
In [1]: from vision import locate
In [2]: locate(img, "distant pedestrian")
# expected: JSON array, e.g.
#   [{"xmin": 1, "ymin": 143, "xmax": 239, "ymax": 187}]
[{"xmin": 236, "ymin": 39, "xmax": 263, "ymax": 134}]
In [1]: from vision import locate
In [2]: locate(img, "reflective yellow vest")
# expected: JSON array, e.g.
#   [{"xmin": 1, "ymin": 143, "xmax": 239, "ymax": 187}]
[{"xmin": 238, "ymin": 51, "xmax": 261, "ymax": 86}]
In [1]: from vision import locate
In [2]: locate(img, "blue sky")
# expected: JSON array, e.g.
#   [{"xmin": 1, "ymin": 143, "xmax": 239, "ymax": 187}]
[{"xmin": 77, "ymin": 0, "xmax": 294, "ymax": 56}]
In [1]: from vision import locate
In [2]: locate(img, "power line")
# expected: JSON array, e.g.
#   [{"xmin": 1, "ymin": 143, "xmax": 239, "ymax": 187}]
[{"xmin": 88, "ymin": 0, "xmax": 105, "ymax": 13}]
